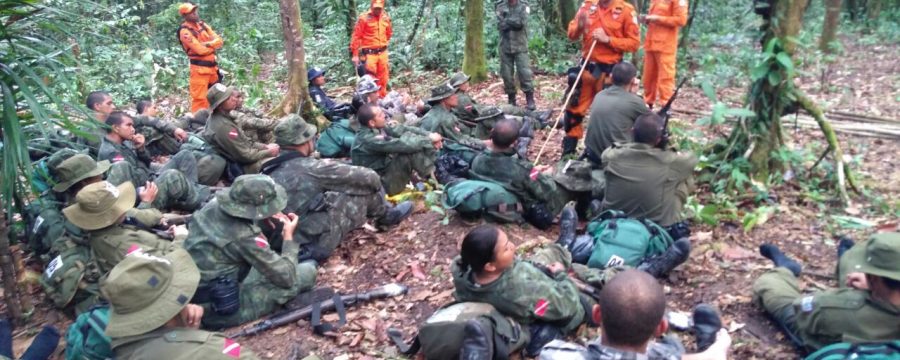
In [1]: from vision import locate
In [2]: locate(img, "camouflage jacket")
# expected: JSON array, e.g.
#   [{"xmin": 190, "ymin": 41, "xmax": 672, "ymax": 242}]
[
  {"xmin": 112, "ymin": 327, "xmax": 259, "ymax": 360},
  {"xmin": 202, "ymin": 111, "xmax": 270, "ymax": 165},
  {"xmin": 469, "ymin": 148, "xmax": 567, "ymax": 214},
  {"xmin": 453, "ymin": 92, "xmax": 480, "ymax": 124},
  {"xmin": 451, "ymin": 256, "xmax": 586, "ymax": 333},
  {"xmin": 98, "ymin": 137, "xmax": 153, "ymax": 185},
  {"xmin": 496, "ymin": 0, "xmax": 529, "ymax": 54},
  {"xmin": 581, "ymin": 338, "xmax": 682, "ymax": 360},
  {"xmin": 351, "ymin": 125, "xmax": 433, "ymax": 172},
  {"xmin": 232, "ymin": 108, "xmax": 277, "ymax": 144},
  {"xmin": 265, "ymin": 150, "xmax": 382, "ymax": 206},
  {"xmin": 24, "ymin": 193, "xmax": 85, "ymax": 257},
  {"xmin": 88, "ymin": 224, "xmax": 179, "ymax": 274},
  {"xmin": 184, "ymin": 201, "xmax": 301, "ymax": 289},
  {"xmin": 133, "ymin": 114, "xmax": 179, "ymax": 139},
  {"xmin": 419, "ymin": 105, "xmax": 483, "ymax": 151}
]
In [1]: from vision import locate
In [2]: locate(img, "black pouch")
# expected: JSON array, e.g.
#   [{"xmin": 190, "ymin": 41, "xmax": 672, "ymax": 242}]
[
  {"xmin": 523, "ymin": 203, "xmax": 554, "ymax": 230},
  {"xmin": 210, "ymin": 276, "xmax": 240, "ymax": 316}
]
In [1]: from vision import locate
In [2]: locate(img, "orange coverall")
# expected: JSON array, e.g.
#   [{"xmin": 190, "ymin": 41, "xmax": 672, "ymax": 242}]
[
  {"xmin": 179, "ymin": 21, "xmax": 223, "ymax": 112},
  {"xmin": 350, "ymin": 7, "xmax": 393, "ymax": 98},
  {"xmin": 565, "ymin": 0, "xmax": 641, "ymax": 140},
  {"xmin": 643, "ymin": 0, "xmax": 688, "ymax": 107}
]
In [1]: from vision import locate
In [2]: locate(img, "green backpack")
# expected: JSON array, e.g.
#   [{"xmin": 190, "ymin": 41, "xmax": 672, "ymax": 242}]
[
  {"xmin": 806, "ymin": 342, "xmax": 900, "ymax": 360},
  {"xmin": 316, "ymin": 119, "xmax": 357, "ymax": 158},
  {"xmin": 442, "ymin": 180, "xmax": 524, "ymax": 224},
  {"xmin": 65, "ymin": 305, "xmax": 112, "ymax": 360},
  {"xmin": 40, "ymin": 242, "xmax": 102, "ymax": 314},
  {"xmin": 586, "ymin": 210, "xmax": 674, "ymax": 269},
  {"xmin": 388, "ymin": 302, "xmax": 529, "ymax": 360}
]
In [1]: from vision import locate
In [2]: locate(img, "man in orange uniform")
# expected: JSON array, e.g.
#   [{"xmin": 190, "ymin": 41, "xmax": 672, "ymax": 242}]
[
  {"xmin": 562, "ymin": 0, "xmax": 640, "ymax": 156},
  {"xmin": 350, "ymin": 0, "xmax": 393, "ymax": 99},
  {"xmin": 178, "ymin": 3, "xmax": 224, "ymax": 113},
  {"xmin": 641, "ymin": 0, "xmax": 688, "ymax": 108}
]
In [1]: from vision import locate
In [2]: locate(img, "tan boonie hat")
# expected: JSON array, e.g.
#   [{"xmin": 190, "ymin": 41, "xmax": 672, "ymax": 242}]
[
  {"xmin": 274, "ymin": 114, "xmax": 317, "ymax": 146},
  {"xmin": 216, "ymin": 174, "xmax": 287, "ymax": 220},
  {"xmin": 52, "ymin": 154, "xmax": 111, "ymax": 192},
  {"xmin": 846, "ymin": 232, "xmax": 900, "ymax": 281},
  {"xmin": 63, "ymin": 181, "xmax": 136, "ymax": 230},
  {"xmin": 427, "ymin": 83, "xmax": 456, "ymax": 102},
  {"xmin": 101, "ymin": 248, "xmax": 200, "ymax": 337},
  {"xmin": 206, "ymin": 83, "xmax": 235, "ymax": 111},
  {"xmin": 448, "ymin": 72, "xmax": 471, "ymax": 88},
  {"xmin": 553, "ymin": 160, "xmax": 593, "ymax": 192}
]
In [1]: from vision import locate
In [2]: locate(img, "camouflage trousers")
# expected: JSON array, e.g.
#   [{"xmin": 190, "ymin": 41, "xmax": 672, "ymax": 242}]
[
  {"xmin": 107, "ymin": 150, "xmax": 209, "ymax": 212},
  {"xmin": 200, "ymin": 262, "xmax": 317, "ymax": 330},
  {"xmin": 752, "ymin": 268, "xmax": 802, "ymax": 344},
  {"xmin": 194, "ymin": 151, "xmax": 227, "ymax": 186},
  {"xmin": 294, "ymin": 192, "xmax": 387, "ymax": 261},
  {"xmin": 500, "ymin": 51, "xmax": 534, "ymax": 95},
  {"xmin": 381, "ymin": 149, "xmax": 437, "ymax": 196},
  {"xmin": 529, "ymin": 244, "xmax": 622, "ymax": 291}
]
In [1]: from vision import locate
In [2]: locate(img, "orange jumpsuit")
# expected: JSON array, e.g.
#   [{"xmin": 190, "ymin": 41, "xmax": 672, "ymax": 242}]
[
  {"xmin": 643, "ymin": 0, "xmax": 688, "ymax": 107},
  {"xmin": 565, "ymin": 0, "xmax": 641, "ymax": 141},
  {"xmin": 179, "ymin": 21, "xmax": 223, "ymax": 112},
  {"xmin": 350, "ymin": 6, "xmax": 393, "ymax": 98}
]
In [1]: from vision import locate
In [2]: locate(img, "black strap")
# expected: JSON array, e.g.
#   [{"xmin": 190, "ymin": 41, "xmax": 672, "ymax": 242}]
[
  {"xmin": 360, "ymin": 46, "xmax": 387, "ymax": 55},
  {"xmin": 189, "ymin": 59, "xmax": 217, "ymax": 67},
  {"xmin": 311, "ymin": 293, "xmax": 347, "ymax": 335},
  {"xmin": 260, "ymin": 151, "xmax": 305, "ymax": 175},
  {"xmin": 387, "ymin": 328, "xmax": 421, "ymax": 355}
]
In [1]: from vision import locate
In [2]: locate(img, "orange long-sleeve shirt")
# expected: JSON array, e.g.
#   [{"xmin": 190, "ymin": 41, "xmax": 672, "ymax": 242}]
[
  {"xmin": 349, "ymin": 11, "xmax": 393, "ymax": 57},
  {"xmin": 644, "ymin": 0, "xmax": 688, "ymax": 53},
  {"xmin": 567, "ymin": 0, "xmax": 640, "ymax": 64},
  {"xmin": 179, "ymin": 21, "xmax": 223, "ymax": 62}
]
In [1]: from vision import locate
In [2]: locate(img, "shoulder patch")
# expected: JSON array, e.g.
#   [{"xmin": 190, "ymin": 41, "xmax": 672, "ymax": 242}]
[
  {"xmin": 164, "ymin": 329, "xmax": 211, "ymax": 343},
  {"xmin": 125, "ymin": 244, "xmax": 143, "ymax": 256},
  {"xmin": 33, "ymin": 215, "xmax": 45, "ymax": 234},
  {"xmin": 679, "ymin": 0, "xmax": 687, "ymax": 6},
  {"xmin": 44, "ymin": 255, "xmax": 63, "ymax": 278},
  {"xmin": 112, "ymin": 153, "xmax": 125, "ymax": 163},
  {"xmin": 222, "ymin": 338, "xmax": 242, "ymax": 358},
  {"xmin": 534, "ymin": 299, "xmax": 550, "ymax": 317},
  {"xmin": 227, "ymin": 128, "xmax": 239, "ymax": 139},
  {"xmin": 800, "ymin": 296, "xmax": 815, "ymax": 312},
  {"xmin": 253, "ymin": 234, "xmax": 269, "ymax": 249}
]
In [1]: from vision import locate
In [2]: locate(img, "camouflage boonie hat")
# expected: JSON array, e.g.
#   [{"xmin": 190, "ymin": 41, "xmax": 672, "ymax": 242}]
[
  {"xmin": 448, "ymin": 72, "xmax": 471, "ymax": 88},
  {"xmin": 274, "ymin": 114, "xmax": 317, "ymax": 146},
  {"xmin": 845, "ymin": 232, "xmax": 900, "ymax": 281},
  {"xmin": 102, "ymin": 248, "xmax": 199, "ymax": 337},
  {"xmin": 63, "ymin": 181, "xmax": 136, "ymax": 230},
  {"xmin": 357, "ymin": 75, "xmax": 381, "ymax": 95},
  {"xmin": 427, "ymin": 83, "xmax": 456, "ymax": 102},
  {"xmin": 46, "ymin": 149, "xmax": 81, "ymax": 176},
  {"xmin": 553, "ymin": 160, "xmax": 593, "ymax": 192},
  {"xmin": 52, "ymin": 154, "xmax": 111, "ymax": 192},
  {"xmin": 206, "ymin": 83, "xmax": 235, "ymax": 111},
  {"xmin": 216, "ymin": 174, "xmax": 287, "ymax": 220},
  {"xmin": 475, "ymin": 106, "xmax": 504, "ymax": 121}
]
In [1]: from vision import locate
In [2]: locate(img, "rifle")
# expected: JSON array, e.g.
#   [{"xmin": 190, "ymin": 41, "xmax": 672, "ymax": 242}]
[
  {"xmin": 657, "ymin": 78, "xmax": 689, "ymax": 149},
  {"xmin": 229, "ymin": 283, "xmax": 409, "ymax": 338}
]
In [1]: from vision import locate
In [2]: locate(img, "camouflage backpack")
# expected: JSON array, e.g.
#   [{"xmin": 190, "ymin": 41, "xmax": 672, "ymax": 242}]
[{"xmin": 443, "ymin": 180, "xmax": 524, "ymax": 224}]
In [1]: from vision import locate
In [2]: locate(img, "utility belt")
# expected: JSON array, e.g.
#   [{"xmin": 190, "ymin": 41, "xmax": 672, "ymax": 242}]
[
  {"xmin": 360, "ymin": 46, "xmax": 387, "ymax": 56},
  {"xmin": 193, "ymin": 275, "xmax": 240, "ymax": 316},
  {"xmin": 583, "ymin": 60, "xmax": 614, "ymax": 79},
  {"xmin": 189, "ymin": 59, "xmax": 218, "ymax": 67}
]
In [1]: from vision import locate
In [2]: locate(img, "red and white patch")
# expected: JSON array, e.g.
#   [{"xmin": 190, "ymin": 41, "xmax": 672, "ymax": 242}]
[
  {"xmin": 222, "ymin": 338, "xmax": 241, "ymax": 358},
  {"xmin": 228, "ymin": 128, "xmax": 239, "ymax": 139},
  {"xmin": 112, "ymin": 154, "xmax": 125, "ymax": 163},
  {"xmin": 253, "ymin": 235, "xmax": 269, "ymax": 249},
  {"xmin": 465, "ymin": 105, "xmax": 474, "ymax": 111},
  {"xmin": 534, "ymin": 299, "xmax": 549, "ymax": 317},
  {"xmin": 529, "ymin": 168, "xmax": 540, "ymax": 181},
  {"xmin": 125, "ymin": 244, "xmax": 143, "ymax": 256}
]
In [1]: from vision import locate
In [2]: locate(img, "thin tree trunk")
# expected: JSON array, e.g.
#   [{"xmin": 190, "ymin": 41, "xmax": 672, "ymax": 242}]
[
  {"xmin": 407, "ymin": 0, "xmax": 429, "ymax": 45},
  {"xmin": 0, "ymin": 212, "xmax": 23, "ymax": 324},
  {"xmin": 463, "ymin": 0, "xmax": 488, "ymax": 82},
  {"xmin": 819, "ymin": 0, "xmax": 842, "ymax": 53},
  {"xmin": 272, "ymin": 0, "xmax": 316, "ymax": 122},
  {"xmin": 678, "ymin": 0, "xmax": 701, "ymax": 51},
  {"xmin": 347, "ymin": 0, "xmax": 358, "ymax": 45},
  {"xmin": 795, "ymin": 91, "xmax": 859, "ymax": 203},
  {"xmin": 558, "ymin": 0, "xmax": 578, "ymax": 32},
  {"xmin": 867, "ymin": 0, "xmax": 882, "ymax": 20}
]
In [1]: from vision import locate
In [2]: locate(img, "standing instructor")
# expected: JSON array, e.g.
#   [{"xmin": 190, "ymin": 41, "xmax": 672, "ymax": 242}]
[
  {"xmin": 351, "ymin": 0, "xmax": 393, "ymax": 99},
  {"xmin": 496, "ymin": 0, "xmax": 536, "ymax": 110},
  {"xmin": 178, "ymin": 3, "xmax": 223, "ymax": 113}
]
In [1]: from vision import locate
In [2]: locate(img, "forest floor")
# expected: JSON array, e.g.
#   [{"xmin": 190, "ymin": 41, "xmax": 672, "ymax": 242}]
[{"xmin": 5, "ymin": 36, "xmax": 898, "ymax": 359}]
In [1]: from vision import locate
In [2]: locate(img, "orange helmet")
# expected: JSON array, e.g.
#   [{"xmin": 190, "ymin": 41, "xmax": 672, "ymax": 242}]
[
  {"xmin": 371, "ymin": 0, "xmax": 385, "ymax": 8},
  {"xmin": 178, "ymin": 3, "xmax": 198, "ymax": 15}
]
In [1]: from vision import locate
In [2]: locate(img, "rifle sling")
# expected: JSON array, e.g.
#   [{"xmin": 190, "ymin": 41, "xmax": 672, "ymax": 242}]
[
  {"xmin": 311, "ymin": 293, "xmax": 347, "ymax": 335},
  {"xmin": 386, "ymin": 328, "xmax": 421, "ymax": 355}
]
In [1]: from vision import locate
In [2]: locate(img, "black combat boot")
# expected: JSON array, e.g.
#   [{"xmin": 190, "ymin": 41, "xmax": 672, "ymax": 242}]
[
  {"xmin": 524, "ymin": 323, "xmax": 563, "ymax": 357},
  {"xmin": 556, "ymin": 205, "xmax": 578, "ymax": 250},
  {"xmin": 562, "ymin": 137, "xmax": 578, "ymax": 156},
  {"xmin": 20, "ymin": 326, "xmax": 60, "ymax": 360},
  {"xmin": 516, "ymin": 137, "xmax": 532, "ymax": 161},
  {"xmin": 529, "ymin": 110, "xmax": 553, "ymax": 128},
  {"xmin": 638, "ymin": 238, "xmax": 691, "ymax": 277},
  {"xmin": 507, "ymin": 93, "xmax": 517, "ymax": 107},
  {"xmin": 376, "ymin": 201, "xmax": 414, "ymax": 228},
  {"xmin": 759, "ymin": 244, "xmax": 802, "ymax": 277},
  {"xmin": 459, "ymin": 319, "xmax": 494, "ymax": 360},
  {"xmin": 837, "ymin": 235, "xmax": 855, "ymax": 259},
  {"xmin": 570, "ymin": 234, "xmax": 595, "ymax": 264},
  {"xmin": 692, "ymin": 304, "xmax": 723, "ymax": 352},
  {"xmin": 525, "ymin": 91, "xmax": 536, "ymax": 111}
]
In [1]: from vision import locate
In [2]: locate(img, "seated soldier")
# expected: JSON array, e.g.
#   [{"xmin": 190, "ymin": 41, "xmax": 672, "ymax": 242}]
[
  {"xmin": 753, "ymin": 234, "xmax": 900, "ymax": 353},
  {"xmin": 354, "ymin": 75, "xmax": 420, "ymax": 125},
  {"xmin": 448, "ymin": 72, "xmax": 550, "ymax": 128},
  {"xmin": 233, "ymin": 90, "xmax": 278, "ymax": 144},
  {"xmin": 601, "ymin": 113, "xmax": 697, "ymax": 239},
  {"xmin": 202, "ymin": 84, "xmax": 279, "ymax": 174},
  {"xmin": 134, "ymin": 99, "xmax": 189, "ymax": 157},
  {"xmin": 184, "ymin": 174, "xmax": 317, "ymax": 329},
  {"xmin": 308, "ymin": 67, "xmax": 352, "ymax": 121},
  {"xmin": 103, "ymin": 248, "xmax": 260, "ymax": 359},
  {"xmin": 351, "ymin": 104, "xmax": 442, "ymax": 195},
  {"xmin": 418, "ymin": 83, "xmax": 487, "ymax": 163},
  {"xmin": 62, "ymin": 181, "xmax": 180, "ymax": 274},
  {"xmin": 469, "ymin": 119, "xmax": 570, "ymax": 229},
  {"xmin": 583, "ymin": 62, "xmax": 650, "ymax": 167},
  {"xmin": 261, "ymin": 115, "xmax": 413, "ymax": 261},
  {"xmin": 99, "ymin": 111, "xmax": 209, "ymax": 212},
  {"xmin": 535, "ymin": 270, "xmax": 731, "ymax": 360},
  {"xmin": 470, "ymin": 106, "xmax": 534, "ymax": 160},
  {"xmin": 83, "ymin": 91, "xmax": 186, "ymax": 156},
  {"xmin": 316, "ymin": 115, "xmax": 357, "ymax": 159}
]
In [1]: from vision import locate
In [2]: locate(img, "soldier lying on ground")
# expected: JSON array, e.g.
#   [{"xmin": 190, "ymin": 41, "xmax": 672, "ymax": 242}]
[
  {"xmin": 447, "ymin": 72, "xmax": 551, "ymax": 129},
  {"xmin": 419, "ymin": 83, "xmax": 488, "ymax": 163},
  {"xmin": 753, "ymin": 233, "xmax": 900, "ymax": 353},
  {"xmin": 351, "ymin": 104, "xmax": 441, "ymax": 195},
  {"xmin": 261, "ymin": 115, "xmax": 414, "ymax": 262},
  {"xmin": 355, "ymin": 75, "xmax": 418, "ymax": 124},
  {"xmin": 202, "ymin": 84, "xmax": 279, "ymax": 174},
  {"xmin": 184, "ymin": 175, "xmax": 317, "ymax": 329}
]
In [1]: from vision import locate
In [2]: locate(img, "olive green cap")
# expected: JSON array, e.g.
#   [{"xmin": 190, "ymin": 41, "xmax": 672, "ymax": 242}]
[
  {"xmin": 274, "ymin": 114, "xmax": 317, "ymax": 146},
  {"xmin": 52, "ymin": 154, "xmax": 111, "ymax": 192},
  {"xmin": 846, "ymin": 232, "xmax": 900, "ymax": 281},
  {"xmin": 206, "ymin": 83, "xmax": 235, "ymax": 112},
  {"xmin": 216, "ymin": 174, "xmax": 287, "ymax": 220},
  {"xmin": 63, "ymin": 181, "xmax": 136, "ymax": 230}
]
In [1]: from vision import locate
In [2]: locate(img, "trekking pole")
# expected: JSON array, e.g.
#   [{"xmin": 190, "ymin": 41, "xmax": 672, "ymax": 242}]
[{"xmin": 533, "ymin": 39, "xmax": 598, "ymax": 166}]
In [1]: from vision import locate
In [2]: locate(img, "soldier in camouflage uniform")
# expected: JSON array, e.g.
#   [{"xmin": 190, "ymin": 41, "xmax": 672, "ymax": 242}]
[
  {"xmin": 233, "ymin": 91, "xmax": 279, "ymax": 144},
  {"xmin": 104, "ymin": 248, "xmax": 260, "ymax": 360},
  {"xmin": 184, "ymin": 174, "xmax": 317, "ymax": 329},
  {"xmin": 203, "ymin": 84, "xmax": 280, "ymax": 174},
  {"xmin": 448, "ymin": 72, "xmax": 549, "ymax": 128},
  {"xmin": 419, "ymin": 83, "xmax": 487, "ymax": 163},
  {"xmin": 134, "ymin": 99, "xmax": 190, "ymax": 157},
  {"xmin": 495, "ymin": 0, "xmax": 536, "ymax": 110},
  {"xmin": 83, "ymin": 91, "xmax": 187, "ymax": 156},
  {"xmin": 99, "ymin": 111, "xmax": 210, "ymax": 212},
  {"xmin": 753, "ymin": 234, "xmax": 900, "ymax": 352},
  {"xmin": 262, "ymin": 115, "xmax": 414, "ymax": 261},
  {"xmin": 351, "ymin": 103, "xmax": 442, "ymax": 195}
]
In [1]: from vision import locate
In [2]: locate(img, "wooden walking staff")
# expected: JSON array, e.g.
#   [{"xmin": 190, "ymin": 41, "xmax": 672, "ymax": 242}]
[{"xmin": 533, "ymin": 39, "xmax": 598, "ymax": 166}]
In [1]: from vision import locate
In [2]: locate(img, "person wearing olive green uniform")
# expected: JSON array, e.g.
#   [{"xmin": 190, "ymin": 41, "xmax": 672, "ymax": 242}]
[
  {"xmin": 753, "ymin": 233, "xmax": 900, "ymax": 352},
  {"xmin": 184, "ymin": 175, "xmax": 317, "ymax": 329},
  {"xmin": 202, "ymin": 84, "xmax": 279, "ymax": 174},
  {"xmin": 351, "ymin": 104, "xmax": 441, "ymax": 195},
  {"xmin": 496, "ymin": 0, "xmax": 536, "ymax": 110},
  {"xmin": 104, "ymin": 248, "xmax": 259, "ymax": 360},
  {"xmin": 584, "ymin": 62, "xmax": 649, "ymax": 167},
  {"xmin": 447, "ymin": 72, "xmax": 548, "ymax": 129},
  {"xmin": 419, "ymin": 84, "xmax": 486, "ymax": 163}
]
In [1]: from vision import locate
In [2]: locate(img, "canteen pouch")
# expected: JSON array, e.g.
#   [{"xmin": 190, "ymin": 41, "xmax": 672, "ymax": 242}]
[{"xmin": 210, "ymin": 276, "xmax": 240, "ymax": 316}]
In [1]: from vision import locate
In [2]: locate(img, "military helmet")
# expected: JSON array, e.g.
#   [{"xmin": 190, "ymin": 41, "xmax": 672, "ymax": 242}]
[
  {"xmin": 216, "ymin": 174, "xmax": 287, "ymax": 220},
  {"xmin": 356, "ymin": 75, "xmax": 381, "ymax": 95},
  {"xmin": 307, "ymin": 67, "xmax": 326, "ymax": 82},
  {"xmin": 448, "ymin": 72, "xmax": 471, "ymax": 88}
]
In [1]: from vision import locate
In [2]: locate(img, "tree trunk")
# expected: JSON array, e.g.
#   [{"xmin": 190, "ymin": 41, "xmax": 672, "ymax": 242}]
[
  {"xmin": 347, "ymin": 0, "xmax": 358, "ymax": 45},
  {"xmin": 0, "ymin": 212, "xmax": 23, "ymax": 325},
  {"xmin": 819, "ymin": 0, "xmax": 842, "ymax": 53},
  {"xmin": 540, "ymin": 0, "xmax": 561, "ymax": 36},
  {"xmin": 407, "ymin": 0, "xmax": 429, "ymax": 45},
  {"xmin": 463, "ymin": 0, "xmax": 488, "ymax": 82},
  {"xmin": 867, "ymin": 0, "xmax": 882, "ymax": 20},
  {"xmin": 678, "ymin": 0, "xmax": 701, "ymax": 51},
  {"xmin": 558, "ymin": 0, "xmax": 578, "ymax": 32},
  {"xmin": 844, "ymin": 0, "xmax": 859, "ymax": 21},
  {"xmin": 272, "ymin": 0, "xmax": 316, "ymax": 122}
]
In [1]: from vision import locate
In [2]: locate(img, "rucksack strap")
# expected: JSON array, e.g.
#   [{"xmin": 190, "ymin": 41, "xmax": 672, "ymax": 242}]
[
  {"xmin": 260, "ymin": 151, "xmax": 305, "ymax": 175},
  {"xmin": 386, "ymin": 328, "xmax": 421, "ymax": 355},
  {"xmin": 310, "ymin": 293, "xmax": 347, "ymax": 335}
]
